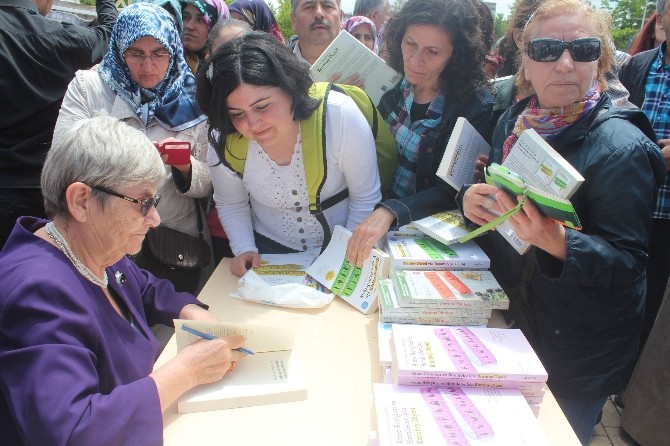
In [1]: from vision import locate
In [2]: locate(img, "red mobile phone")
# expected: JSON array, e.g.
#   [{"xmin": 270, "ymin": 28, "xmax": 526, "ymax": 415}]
[{"xmin": 154, "ymin": 141, "xmax": 191, "ymax": 165}]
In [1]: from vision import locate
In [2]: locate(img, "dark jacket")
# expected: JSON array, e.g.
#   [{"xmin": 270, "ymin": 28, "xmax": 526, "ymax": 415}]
[
  {"xmin": 377, "ymin": 80, "xmax": 493, "ymax": 228},
  {"xmin": 484, "ymin": 94, "xmax": 665, "ymax": 399},
  {"xmin": 621, "ymin": 280, "xmax": 670, "ymax": 446},
  {"xmin": 618, "ymin": 47, "xmax": 657, "ymax": 109},
  {"xmin": 0, "ymin": 0, "xmax": 117, "ymax": 189},
  {"xmin": 491, "ymin": 74, "xmax": 516, "ymax": 138}
]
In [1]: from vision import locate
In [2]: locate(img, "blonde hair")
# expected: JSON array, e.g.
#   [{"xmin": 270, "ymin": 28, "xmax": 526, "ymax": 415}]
[{"xmin": 516, "ymin": 0, "xmax": 613, "ymax": 95}]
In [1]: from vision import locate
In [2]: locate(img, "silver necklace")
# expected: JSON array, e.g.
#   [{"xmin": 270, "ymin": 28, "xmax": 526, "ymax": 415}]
[{"xmin": 45, "ymin": 222, "xmax": 108, "ymax": 288}]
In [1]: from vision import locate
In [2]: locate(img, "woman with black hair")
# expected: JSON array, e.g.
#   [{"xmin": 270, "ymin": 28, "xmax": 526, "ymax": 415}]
[
  {"xmin": 347, "ymin": 0, "xmax": 493, "ymax": 265},
  {"xmin": 197, "ymin": 32, "xmax": 381, "ymax": 276}
]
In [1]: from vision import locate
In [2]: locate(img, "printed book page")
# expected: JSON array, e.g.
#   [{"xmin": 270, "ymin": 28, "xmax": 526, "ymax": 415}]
[
  {"xmin": 379, "ymin": 278, "xmax": 492, "ymax": 318},
  {"xmin": 174, "ymin": 319, "xmax": 295, "ymax": 353},
  {"xmin": 174, "ymin": 321, "xmax": 306, "ymax": 413},
  {"xmin": 391, "ymin": 270, "xmax": 510, "ymax": 310},
  {"xmin": 385, "ymin": 236, "xmax": 490, "ymax": 270},
  {"xmin": 497, "ymin": 128, "xmax": 585, "ymax": 254},
  {"xmin": 503, "ymin": 129, "xmax": 584, "ymax": 198},
  {"xmin": 306, "ymin": 225, "xmax": 389, "ymax": 314},
  {"xmin": 412, "ymin": 210, "xmax": 476, "ymax": 245},
  {"xmin": 436, "ymin": 117, "xmax": 491, "ymax": 190},
  {"xmin": 178, "ymin": 350, "xmax": 307, "ymax": 413},
  {"xmin": 390, "ymin": 325, "xmax": 547, "ymax": 381},
  {"xmin": 310, "ymin": 30, "xmax": 402, "ymax": 105},
  {"xmin": 253, "ymin": 252, "xmax": 319, "ymax": 287},
  {"xmin": 373, "ymin": 384, "xmax": 550, "ymax": 445}
]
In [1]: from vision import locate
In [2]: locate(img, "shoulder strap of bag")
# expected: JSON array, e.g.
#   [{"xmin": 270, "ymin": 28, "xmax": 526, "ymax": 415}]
[{"xmin": 330, "ymin": 83, "xmax": 398, "ymax": 192}]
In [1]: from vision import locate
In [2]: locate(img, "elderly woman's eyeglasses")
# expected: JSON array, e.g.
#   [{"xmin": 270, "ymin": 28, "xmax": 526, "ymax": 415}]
[
  {"xmin": 86, "ymin": 184, "xmax": 161, "ymax": 217},
  {"xmin": 123, "ymin": 50, "xmax": 170, "ymax": 64},
  {"xmin": 527, "ymin": 38, "xmax": 602, "ymax": 63}
]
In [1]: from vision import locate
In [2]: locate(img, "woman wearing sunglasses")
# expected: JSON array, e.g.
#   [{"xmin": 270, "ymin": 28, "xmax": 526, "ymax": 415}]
[
  {"xmin": 460, "ymin": 0, "xmax": 665, "ymax": 443},
  {"xmin": 54, "ymin": 3, "xmax": 213, "ymax": 294},
  {"xmin": 0, "ymin": 116, "xmax": 246, "ymax": 445}
]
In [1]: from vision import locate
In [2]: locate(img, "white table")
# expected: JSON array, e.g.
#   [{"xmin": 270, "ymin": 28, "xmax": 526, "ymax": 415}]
[{"xmin": 155, "ymin": 259, "xmax": 580, "ymax": 445}]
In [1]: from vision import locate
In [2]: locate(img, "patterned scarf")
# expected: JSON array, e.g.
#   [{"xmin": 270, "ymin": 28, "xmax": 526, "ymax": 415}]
[
  {"xmin": 502, "ymin": 81, "xmax": 602, "ymax": 160},
  {"xmin": 344, "ymin": 16, "xmax": 377, "ymax": 52},
  {"xmin": 229, "ymin": 0, "xmax": 285, "ymax": 43},
  {"xmin": 98, "ymin": 3, "xmax": 205, "ymax": 131},
  {"xmin": 182, "ymin": 0, "xmax": 229, "ymax": 29}
]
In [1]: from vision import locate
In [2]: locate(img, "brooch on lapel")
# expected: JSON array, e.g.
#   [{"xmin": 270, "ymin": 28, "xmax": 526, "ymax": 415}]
[{"xmin": 115, "ymin": 270, "xmax": 126, "ymax": 285}]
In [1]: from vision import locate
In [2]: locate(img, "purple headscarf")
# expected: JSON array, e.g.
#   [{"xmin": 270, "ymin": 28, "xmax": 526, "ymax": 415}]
[
  {"xmin": 229, "ymin": 0, "xmax": 285, "ymax": 43},
  {"xmin": 344, "ymin": 16, "xmax": 377, "ymax": 52},
  {"xmin": 181, "ymin": 0, "xmax": 230, "ymax": 29}
]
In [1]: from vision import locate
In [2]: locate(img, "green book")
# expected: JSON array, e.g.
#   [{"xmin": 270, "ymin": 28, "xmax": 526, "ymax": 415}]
[{"xmin": 485, "ymin": 163, "xmax": 582, "ymax": 230}]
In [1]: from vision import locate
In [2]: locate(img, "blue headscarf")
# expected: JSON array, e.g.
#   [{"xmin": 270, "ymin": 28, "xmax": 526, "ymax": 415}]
[{"xmin": 98, "ymin": 3, "xmax": 205, "ymax": 131}]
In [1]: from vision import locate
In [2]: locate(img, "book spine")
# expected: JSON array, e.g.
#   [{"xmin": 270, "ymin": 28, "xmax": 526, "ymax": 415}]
[
  {"xmin": 395, "ymin": 369, "xmax": 547, "ymax": 382},
  {"xmin": 380, "ymin": 306, "xmax": 491, "ymax": 318},
  {"xmin": 395, "ymin": 375, "xmax": 546, "ymax": 394},
  {"xmin": 391, "ymin": 260, "xmax": 490, "ymax": 270},
  {"xmin": 379, "ymin": 314, "xmax": 489, "ymax": 325},
  {"xmin": 395, "ymin": 298, "xmax": 510, "ymax": 310}
]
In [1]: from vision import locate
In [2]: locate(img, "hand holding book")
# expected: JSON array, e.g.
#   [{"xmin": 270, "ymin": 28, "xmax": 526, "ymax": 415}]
[{"xmin": 460, "ymin": 164, "xmax": 580, "ymax": 244}]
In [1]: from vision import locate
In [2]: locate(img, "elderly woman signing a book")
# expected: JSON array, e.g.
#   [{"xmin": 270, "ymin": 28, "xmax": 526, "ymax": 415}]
[
  {"xmin": 459, "ymin": 0, "xmax": 664, "ymax": 443},
  {"xmin": 0, "ymin": 117, "xmax": 246, "ymax": 446}
]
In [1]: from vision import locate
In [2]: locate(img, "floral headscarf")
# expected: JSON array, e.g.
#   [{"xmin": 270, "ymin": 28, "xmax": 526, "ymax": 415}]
[
  {"xmin": 344, "ymin": 16, "xmax": 377, "ymax": 52},
  {"xmin": 501, "ymin": 82, "xmax": 602, "ymax": 161},
  {"xmin": 229, "ymin": 0, "xmax": 285, "ymax": 43},
  {"xmin": 98, "ymin": 3, "xmax": 205, "ymax": 131},
  {"xmin": 181, "ymin": 0, "xmax": 230, "ymax": 29}
]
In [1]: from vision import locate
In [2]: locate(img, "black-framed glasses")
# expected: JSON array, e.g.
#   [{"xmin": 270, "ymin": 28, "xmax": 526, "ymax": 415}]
[
  {"xmin": 123, "ymin": 50, "xmax": 170, "ymax": 64},
  {"xmin": 86, "ymin": 184, "xmax": 161, "ymax": 217},
  {"xmin": 527, "ymin": 37, "xmax": 602, "ymax": 63}
]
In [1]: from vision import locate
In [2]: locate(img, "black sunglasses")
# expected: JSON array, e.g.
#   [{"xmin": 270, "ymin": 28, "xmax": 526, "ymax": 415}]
[
  {"xmin": 86, "ymin": 184, "xmax": 161, "ymax": 217},
  {"xmin": 527, "ymin": 37, "xmax": 602, "ymax": 63}
]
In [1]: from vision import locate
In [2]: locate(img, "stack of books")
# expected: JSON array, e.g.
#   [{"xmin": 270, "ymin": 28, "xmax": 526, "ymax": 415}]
[
  {"xmin": 380, "ymin": 210, "xmax": 507, "ymax": 327},
  {"xmin": 373, "ymin": 384, "xmax": 550, "ymax": 445},
  {"xmin": 389, "ymin": 324, "xmax": 547, "ymax": 415},
  {"xmin": 384, "ymin": 229, "xmax": 490, "ymax": 271},
  {"xmin": 373, "ymin": 325, "xmax": 550, "ymax": 444}
]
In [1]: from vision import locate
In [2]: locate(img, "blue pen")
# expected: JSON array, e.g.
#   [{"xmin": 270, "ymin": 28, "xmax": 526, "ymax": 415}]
[{"xmin": 181, "ymin": 324, "xmax": 255, "ymax": 355}]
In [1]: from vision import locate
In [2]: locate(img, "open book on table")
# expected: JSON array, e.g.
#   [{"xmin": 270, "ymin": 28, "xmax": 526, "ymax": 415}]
[
  {"xmin": 174, "ymin": 320, "xmax": 306, "ymax": 413},
  {"xmin": 310, "ymin": 30, "xmax": 402, "ymax": 105},
  {"xmin": 436, "ymin": 117, "xmax": 492, "ymax": 191}
]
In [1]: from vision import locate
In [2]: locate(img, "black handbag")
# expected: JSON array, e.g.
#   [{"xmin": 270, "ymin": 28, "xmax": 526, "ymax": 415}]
[
  {"xmin": 146, "ymin": 225, "xmax": 211, "ymax": 269},
  {"xmin": 133, "ymin": 199, "xmax": 211, "ymax": 294}
]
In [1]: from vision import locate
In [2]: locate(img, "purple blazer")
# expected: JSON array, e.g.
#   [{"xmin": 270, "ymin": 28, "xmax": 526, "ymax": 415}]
[{"xmin": 0, "ymin": 217, "xmax": 204, "ymax": 445}]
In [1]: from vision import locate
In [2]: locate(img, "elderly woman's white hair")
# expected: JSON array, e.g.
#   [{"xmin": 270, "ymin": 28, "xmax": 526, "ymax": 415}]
[{"xmin": 41, "ymin": 116, "xmax": 165, "ymax": 218}]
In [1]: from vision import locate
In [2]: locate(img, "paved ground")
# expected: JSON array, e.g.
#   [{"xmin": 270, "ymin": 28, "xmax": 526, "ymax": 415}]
[{"xmin": 589, "ymin": 396, "xmax": 639, "ymax": 446}]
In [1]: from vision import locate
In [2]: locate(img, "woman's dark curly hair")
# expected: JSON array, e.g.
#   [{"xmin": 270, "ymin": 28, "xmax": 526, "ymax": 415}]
[
  {"xmin": 196, "ymin": 31, "xmax": 320, "ymax": 164},
  {"xmin": 382, "ymin": 0, "xmax": 488, "ymax": 101}
]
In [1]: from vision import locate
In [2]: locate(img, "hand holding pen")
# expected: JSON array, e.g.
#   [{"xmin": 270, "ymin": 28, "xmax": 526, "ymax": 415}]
[{"xmin": 181, "ymin": 325, "xmax": 255, "ymax": 355}]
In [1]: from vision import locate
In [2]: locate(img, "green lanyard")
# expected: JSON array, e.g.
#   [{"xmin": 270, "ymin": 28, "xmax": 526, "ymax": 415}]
[{"xmin": 458, "ymin": 191, "xmax": 528, "ymax": 244}]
